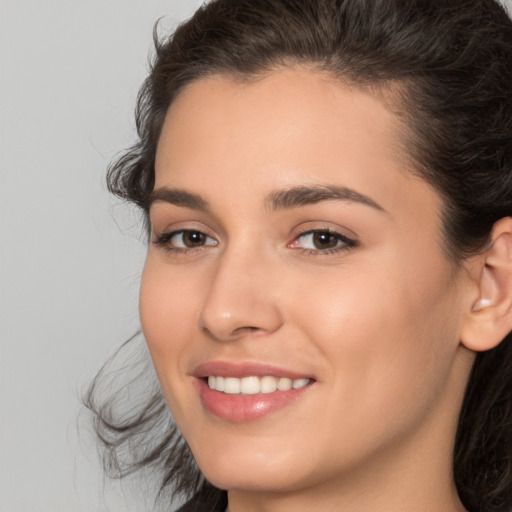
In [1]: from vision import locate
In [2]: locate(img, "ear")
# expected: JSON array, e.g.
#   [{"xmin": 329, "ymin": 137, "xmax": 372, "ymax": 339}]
[{"xmin": 460, "ymin": 217, "xmax": 512, "ymax": 352}]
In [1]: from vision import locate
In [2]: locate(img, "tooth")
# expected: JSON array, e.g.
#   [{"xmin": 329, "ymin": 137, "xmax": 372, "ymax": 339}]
[
  {"xmin": 292, "ymin": 378, "xmax": 309, "ymax": 389},
  {"xmin": 277, "ymin": 377, "xmax": 292, "ymax": 391},
  {"xmin": 260, "ymin": 376, "xmax": 278, "ymax": 393},
  {"xmin": 241, "ymin": 376, "xmax": 260, "ymax": 394},
  {"xmin": 216, "ymin": 376, "xmax": 225, "ymax": 392},
  {"xmin": 208, "ymin": 375, "xmax": 310, "ymax": 394},
  {"xmin": 224, "ymin": 377, "xmax": 241, "ymax": 394}
]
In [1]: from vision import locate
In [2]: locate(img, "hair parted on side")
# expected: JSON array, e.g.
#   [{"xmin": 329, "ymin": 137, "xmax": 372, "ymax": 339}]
[{"xmin": 86, "ymin": 1, "xmax": 512, "ymax": 511}]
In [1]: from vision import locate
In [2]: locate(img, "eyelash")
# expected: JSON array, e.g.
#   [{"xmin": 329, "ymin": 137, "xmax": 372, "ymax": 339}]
[
  {"xmin": 290, "ymin": 229, "xmax": 358, "ymax": 256},
  {"xmin": 152, "ymin": 230, "xmax": 217, "ymax": 254},
  {"xmin": 152, "ymin": 228, "xmax": 358, "ymax": 256}
]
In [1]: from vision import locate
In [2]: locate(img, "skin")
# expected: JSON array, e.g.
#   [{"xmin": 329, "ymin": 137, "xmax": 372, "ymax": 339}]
[{"xmin": 140, "ymin": 68, "xmax": 475, "ymax": 511}]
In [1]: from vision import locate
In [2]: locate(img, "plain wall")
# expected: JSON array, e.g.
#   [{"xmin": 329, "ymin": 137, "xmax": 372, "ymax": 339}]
[
  {"xmin": 0, "ymin": 1, "xmax": 199, "ymax": 511},
  {"xmin": 1, "ymin": 1, "xmax": 511, "ymax": 511}
]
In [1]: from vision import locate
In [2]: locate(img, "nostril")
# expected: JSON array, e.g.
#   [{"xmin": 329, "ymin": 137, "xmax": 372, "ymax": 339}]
[
  {"xmin": 198, "ymin": 290, "xmax": 283, "ymax": 341},
  {"xmin": 233, "ymin": 326, "xmax": 260, "ymax": 335},
  {"xmin": 201, "ymin": 324, "xmax": 262, "ymax": 342}
]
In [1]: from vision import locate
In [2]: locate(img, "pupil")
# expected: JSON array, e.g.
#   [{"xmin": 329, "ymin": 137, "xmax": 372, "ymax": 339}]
[
  {"xmin": 185, "ymin": 231, "xmax": 204, "ymax": 247},
  {"xmin": 313, "ymin": 231, "xmax": 337, "ymax": 249}
]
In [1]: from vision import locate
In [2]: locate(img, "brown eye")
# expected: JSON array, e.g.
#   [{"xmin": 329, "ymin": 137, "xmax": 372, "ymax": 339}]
[
  {"xmin": 153, "ymin": 229, "xmax": 217, "ymax": 251},
  {"xmin": 312, "ymin": 231, "xmax": 339, "ymax": 249},
  {"xmin": 289, "ymin": 229, "xmax": 357, "ymax": 254},
  {"xmin": 181, "ymin": 230, "xmax": 207, "ymax": 247}
]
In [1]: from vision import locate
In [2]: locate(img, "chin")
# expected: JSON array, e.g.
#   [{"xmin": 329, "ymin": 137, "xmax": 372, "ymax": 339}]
[
  {"xmin": 201, "ymin": 463, "xmax": 300, "ymax": 494},
  {"xmin": 189, "ymin": 438, "xmax": 310, "ymax": 493}
]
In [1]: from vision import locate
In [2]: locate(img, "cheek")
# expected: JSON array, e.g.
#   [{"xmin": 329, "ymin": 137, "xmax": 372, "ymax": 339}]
[
  {"xmin": 287, "ymin": 253, "xmax": 461, "ymax": 422},
  {"xmin": 139, "ymin": 258, "xmax": 200, "ymax": 394}
]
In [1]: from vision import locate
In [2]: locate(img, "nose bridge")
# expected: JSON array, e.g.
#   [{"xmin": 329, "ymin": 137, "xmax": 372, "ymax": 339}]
[{"xmin": 198, "ymin": 238, "xmax": 282, "ymax": 341}]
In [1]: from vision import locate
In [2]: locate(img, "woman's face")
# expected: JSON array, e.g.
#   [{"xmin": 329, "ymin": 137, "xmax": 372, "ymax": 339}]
[{"xmin": 140, "ymin": 69, "xmax": 474, "ymax": 497}]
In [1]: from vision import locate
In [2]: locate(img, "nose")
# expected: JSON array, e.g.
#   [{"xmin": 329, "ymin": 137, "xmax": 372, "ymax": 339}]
[{"xmin": 198, "ymin": 244, "xmax": 283, "ymax": 342}]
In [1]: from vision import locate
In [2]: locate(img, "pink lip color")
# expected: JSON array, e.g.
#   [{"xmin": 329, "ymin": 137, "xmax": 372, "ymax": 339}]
[
  {"xmin": 194, "ymin": 361, "xmax": 311, "ymax": 380},
  {"xmin": 194, "ymin": 361, "xmax": 314, "ymax": 422}
]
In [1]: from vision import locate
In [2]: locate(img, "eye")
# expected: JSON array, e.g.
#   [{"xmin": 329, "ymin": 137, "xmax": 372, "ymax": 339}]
[
  {"xmin": 289, "ymin": 229, "xmax": 357, "ymax": 254},
  {"xmin": 153, "ymin": 229, "xmax": 217, "ymax": 251},
  {"xmin": 170, "ymin": 230, "xmax": 214, "ymax": 248}
]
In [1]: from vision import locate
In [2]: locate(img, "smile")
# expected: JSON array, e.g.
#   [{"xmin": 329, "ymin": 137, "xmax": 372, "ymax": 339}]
[
  {"xmin": 207, "ymin": 375, "xmax": 311, "ymax": 394},
  {"xmin": 194, "ymin": 363, "xmax": 315, "ymax": 422}
]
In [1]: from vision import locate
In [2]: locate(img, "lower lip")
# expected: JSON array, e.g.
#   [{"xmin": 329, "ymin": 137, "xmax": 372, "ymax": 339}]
[{"xmin": 197, "ymin": 379, "xmax": 313, "ymax": 422}]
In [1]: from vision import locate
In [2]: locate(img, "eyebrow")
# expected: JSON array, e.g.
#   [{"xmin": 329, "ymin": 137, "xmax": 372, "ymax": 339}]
[
  {"xmin": 148, "ymin": 184, "xmax": 384, "ymax": 213},
  {"xmin": 147, "ymin": 187, "xmax": 210, "ymax": 211},
  {"xmin": 266, "ymin": 184, "xmax": 385, "ymax": 212}
]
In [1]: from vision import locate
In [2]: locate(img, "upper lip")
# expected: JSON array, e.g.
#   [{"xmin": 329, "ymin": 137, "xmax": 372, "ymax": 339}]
[{"xmin": 194, "ymin": 360, "xmax": 314, "ymax": 380}]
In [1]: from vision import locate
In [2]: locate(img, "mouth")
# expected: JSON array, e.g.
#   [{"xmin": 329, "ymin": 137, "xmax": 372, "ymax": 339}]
[{"xmin": 194, "ymin": 362, "xmax": 315, "ymax": 422}]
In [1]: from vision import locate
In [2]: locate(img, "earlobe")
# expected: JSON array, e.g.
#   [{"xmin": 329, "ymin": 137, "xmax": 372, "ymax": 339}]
[{"xmin": 461, "ymin": 217, "xmax": 512, "ymax": 352}]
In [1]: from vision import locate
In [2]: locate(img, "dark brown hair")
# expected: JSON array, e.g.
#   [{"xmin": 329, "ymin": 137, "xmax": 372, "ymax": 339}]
[{"xmin": 85, "ymin": 1, "xmax": 512, "ymax": 510}]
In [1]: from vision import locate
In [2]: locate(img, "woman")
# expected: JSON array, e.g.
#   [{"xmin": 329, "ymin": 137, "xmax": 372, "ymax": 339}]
[{"xmin": 86, "ymin": 0, "xmax": 512, "ymax": 511}]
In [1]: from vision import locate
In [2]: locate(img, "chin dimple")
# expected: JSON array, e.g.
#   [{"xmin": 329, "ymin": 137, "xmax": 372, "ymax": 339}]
[{"xmin": 207, "ymin": 375, "xmax": 311, "ymax": 394}]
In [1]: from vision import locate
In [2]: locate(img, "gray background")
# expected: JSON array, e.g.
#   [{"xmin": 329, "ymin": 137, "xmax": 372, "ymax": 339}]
[
  {"xmin": 1, "ymin": 1, "xmax": 511, "ymax": 511},
  {"xmin": 0, "ymin": 1, "xmax": 198, "ymax": 511}
]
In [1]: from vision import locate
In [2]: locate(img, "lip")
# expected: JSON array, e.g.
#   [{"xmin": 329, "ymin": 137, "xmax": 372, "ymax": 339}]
[
  {"xmin": 194, "ymin": 361, "xmax": 312, "ymax": 380},
  {"xmin": 193, "ymin": 361, "xmax": 315, "ymax": 422}
]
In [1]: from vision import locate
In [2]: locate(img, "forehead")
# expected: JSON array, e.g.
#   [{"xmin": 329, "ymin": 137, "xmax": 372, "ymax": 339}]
[
  {"xmin": 154, "ymin": 68, "xmax": 437, "ymax": 219},
  {"xmin": 157, "ymin": 68, "xmax": 402, "ymax": 169}
]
